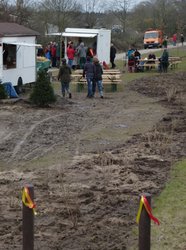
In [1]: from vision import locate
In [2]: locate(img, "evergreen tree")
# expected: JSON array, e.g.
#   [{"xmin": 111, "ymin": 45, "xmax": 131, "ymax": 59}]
[
  {"xmin": 0, "ymin": 84, "xmax": 7, "ymax": 99},
  {"xmin": 30, "ymin": 70, "xmax": 56, "ymax": 107}
]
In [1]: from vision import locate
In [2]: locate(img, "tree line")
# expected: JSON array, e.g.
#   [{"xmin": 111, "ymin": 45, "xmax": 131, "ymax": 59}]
[{"xmin": 0, "ymin": 0, "xmax": 185, "ymax": 50}]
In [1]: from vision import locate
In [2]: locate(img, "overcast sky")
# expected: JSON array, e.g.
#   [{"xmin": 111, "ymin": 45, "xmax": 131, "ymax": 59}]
[
  {"xmin": 103, "ymin": 0, "xmax": 147, "ymax": 11},
  {"xmin": 130, "ymin": 0, "xmax": 146, "ymax": 8}
]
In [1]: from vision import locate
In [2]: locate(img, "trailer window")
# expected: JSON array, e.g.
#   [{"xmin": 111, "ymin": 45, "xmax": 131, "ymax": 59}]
[{"xmin": 3, "ymin": 44, "xmax": 16, "ymax": 69}]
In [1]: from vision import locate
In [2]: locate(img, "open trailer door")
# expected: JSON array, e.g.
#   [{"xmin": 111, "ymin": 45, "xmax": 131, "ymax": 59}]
[{"xmin": 1, "ymin": 41, "xmax": 41, "ymax": 86}]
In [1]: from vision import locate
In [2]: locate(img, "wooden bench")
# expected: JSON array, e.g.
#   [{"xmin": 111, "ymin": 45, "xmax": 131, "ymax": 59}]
[
  {"xmin": 143, "ymin": 62, "xmax": 159, "ymax": 69},
  {"xmin": 169, "ymin": 57, "xmax": 182, "ymax": 69},
  {"xmin": 138, "ymin": 56, "xmax": 182, "ymax": 71},
  {"xmin": 71, "ymin": 69, "xmax": 122, "ymax": 92},
  {"xmin": 137, "ymin": 59, "xmax": 159, "ymax": 71}
]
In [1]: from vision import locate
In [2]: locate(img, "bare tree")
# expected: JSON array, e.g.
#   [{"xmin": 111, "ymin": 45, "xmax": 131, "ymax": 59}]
[
  {"xmin": 130, "ymin": 1, "xmax": 156, "ymax": 32},
  {"xmin": 109, "ymin": 0, "xmax": 133, "ymax": 33},
  {"xmin": 82, "ymin": 0, "xmax": 102, "ymax": 28},
  {"xmin": 173, "ymin": 0, "xmax": 186, "ymax": 33},
  {"xmin": 6, "ymin": 0, "xmax": 34, "ymax": 25},
  {"xmin": 0, "ymin": 0, "xmax": 11, "ymax": 21},
  {"xmin": 153, "ymin": 0, "xmax": 170, "ymax": 31},
  {"xmin": 40, "ymin": 0, "xmax": 80, "ymax": 33}
]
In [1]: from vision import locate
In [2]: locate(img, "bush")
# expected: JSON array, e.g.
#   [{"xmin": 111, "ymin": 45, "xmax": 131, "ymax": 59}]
[
  {"xmin": 0, "ymin": 84, "xmax": 7, "ymax": 99},
  {"xmin": 30, "ymin": 70, "xmax": 56, "ymax": 107}
]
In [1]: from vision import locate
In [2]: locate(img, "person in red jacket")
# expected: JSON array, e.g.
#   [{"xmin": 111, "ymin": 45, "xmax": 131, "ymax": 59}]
[
  {"xmin": 67, "ymin": 43, "xmax": 75, "ymax": 68},
  {"xmin": 172, "ymin": 33, "xmax": 177, "ymax": 46},
  {"xmin": 51, "ymin": 43, "xmax": 57, "ymax": 67}
]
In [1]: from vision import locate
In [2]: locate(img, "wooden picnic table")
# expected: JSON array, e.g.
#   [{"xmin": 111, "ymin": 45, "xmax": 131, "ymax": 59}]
[
  {"xmin": 137, "ymin": 56, "xmax": 181, "ymax": 70},
  {"xmin": 71, "ymin": 69, "xmax": 122, "ymax": 92}
]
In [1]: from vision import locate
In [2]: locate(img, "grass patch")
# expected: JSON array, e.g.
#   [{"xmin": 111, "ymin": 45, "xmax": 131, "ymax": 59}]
[
  {"xmin": 151, "ymin": 160, "xmax": 186, "ymax": 249},
  {"xmin": 129, "ymin": 160, "xmax": 186, "ymax": 250}
]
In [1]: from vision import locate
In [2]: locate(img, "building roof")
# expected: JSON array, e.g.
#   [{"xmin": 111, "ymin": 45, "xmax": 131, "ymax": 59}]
[{"xmin": 0, "ymin": 22, "xmax": 39, "ymax": 37}]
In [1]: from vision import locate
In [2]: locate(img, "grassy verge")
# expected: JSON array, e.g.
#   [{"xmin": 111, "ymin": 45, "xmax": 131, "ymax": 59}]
[
  {"xmin": 151, "ymin": 160, "xmax": 186, "ymax": 250},
  {"xmin": 115, "ymin": 46, "xmax": 186, "ymax": 85}
]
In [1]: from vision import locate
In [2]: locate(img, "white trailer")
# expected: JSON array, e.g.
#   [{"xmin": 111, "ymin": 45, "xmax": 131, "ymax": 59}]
[
  {"xmin": 48, "ymin": 28, "xmax": 111, "ymax": 64},
  {"xmin": 0, "ymin": 22, "xmax": 39, "ymax": 87}
]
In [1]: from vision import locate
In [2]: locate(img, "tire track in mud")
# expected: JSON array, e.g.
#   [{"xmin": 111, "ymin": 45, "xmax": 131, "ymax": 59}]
[
  {"xmin": 10, "ymin": 100, "xmax": 120, "ymax": 164},
  {"xmin": 9, "ymin": 103, "xmax": 108, "ymax": 162},
  {"xmin": 10, "ymin": 113, "xmax": 65, "ymax": 161}
]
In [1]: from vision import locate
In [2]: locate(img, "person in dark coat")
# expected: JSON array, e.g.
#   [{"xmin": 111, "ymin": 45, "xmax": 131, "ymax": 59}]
[
  {"xmin": 92, "ymin": 57, "xmax": 103, "ymax": 98},
  {"xmin": 134, "ymin": 49, "xmax": 141, "ymax": 60},
  {"xmin": 83, "ymin": 56, "xmax": 95, "ymax": 98},
  {"xmin": 180, "ymin": 33, "xmax": 184, "ymax": 46},
  {"xmin": 160, "ymin": 49, "xmax": 169, "ymax": 73},
  {"xmin": 110, "ymin": 43, "xmax": 117, "ymax": 69},
  {"xmin": 58, "ymin": 58, "xmax": 72, "ymax": 98}
]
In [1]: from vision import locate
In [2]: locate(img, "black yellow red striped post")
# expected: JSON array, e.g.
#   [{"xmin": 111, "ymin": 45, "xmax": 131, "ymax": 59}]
[
  {"xmin": 22, "ymin": 184, "xmax": 34, "ymax": 250},
  {"xmin": 139, "ymin": 193, "xmax": 151, "ymax": 250}
]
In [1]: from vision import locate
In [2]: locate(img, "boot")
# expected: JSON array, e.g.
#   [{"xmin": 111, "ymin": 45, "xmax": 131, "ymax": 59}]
[{"xmin": 69, "ymin": 93, "xmax": 72, "ymax": 98}]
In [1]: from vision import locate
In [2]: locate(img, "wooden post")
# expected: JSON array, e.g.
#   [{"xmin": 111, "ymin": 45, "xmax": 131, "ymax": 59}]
[
  {"xmin": 139, "ymin": 193, "xmax": 151, "ymax": 250},
  {"xmin": 22, "ymin": 184, "xmax": 34, "ymax": 250}
]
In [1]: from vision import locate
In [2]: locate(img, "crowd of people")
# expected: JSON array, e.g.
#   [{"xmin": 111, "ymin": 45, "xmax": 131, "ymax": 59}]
[
  {"xmin": 38, "ymin": 39, "xmax": 98, "ymax": 70},
  {"xmin": 38, "ymin": 40, "xmax": 118, "ymax": 71},
  {"xmin": 126, "ymin": 46, "xmax": 170, "ymax": 73},
  {"xmin": 41, "ymin": 40, "xmax": 118, "ymax": 99},
  {"xmin": 39, "ymin": 32, "xmax": 184, "ymax": 98},
  {"xmin": 126, "ymin": 32, "xmax": 185, "ymax": 73}
]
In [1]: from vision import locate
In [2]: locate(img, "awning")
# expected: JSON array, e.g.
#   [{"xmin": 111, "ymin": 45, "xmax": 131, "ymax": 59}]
[
  {"xmin": 62, "ymin": 32, "xmax": 97, "ymax": 38},
  {"xmin": 2, "ymin": 42, "xmax": 41, "ymax": 47},
  {"xmin": 46, "ymin": 32, "xmax": 97, "ymax": 38}
]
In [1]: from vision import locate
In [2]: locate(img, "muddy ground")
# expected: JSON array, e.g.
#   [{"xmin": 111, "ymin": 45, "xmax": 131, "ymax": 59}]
[{"xmin": 0, "ymin": 72, "xmax": 186, "ymax": 249}]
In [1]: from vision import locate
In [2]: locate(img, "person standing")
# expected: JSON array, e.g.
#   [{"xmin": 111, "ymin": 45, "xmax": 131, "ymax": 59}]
[
  {"xmin": 127, "ymin": 47, "xmax": 135, "ymax": 60},
  {"xmin": 134, "ymin": 49, "xmax": 141, "ymax": 60},
  {"xmin": 77, "ymin": 42, "xmax": 87, "ymax": 69},
  {"xmin": 58, "ymin": 58, "xmax": 72, "ymax": 98},
  {"xmin": 51, "ymin": 42, "xmax": 57, "ymax": 67},
  {"xmin": 127, "ymin": 52, "xmax": 136, "ymax": 73},
  {"xmin": 160, "ymin": 49, "xmax": 169, "ymax": 73},
  {"xmin": 180, "ymin": 33, "xmax": 184, "ymax": 46},
  {"xmin": 126, "ymin": 47, "xmax": 135, "ymax": 72},
  {"xmin": 172, "ymin": 33, "xmax": 177, "ymax": 46},
  {"xmin": 86, "ymin": 47, "xmax": 94, "ymax": 61},
  {"xmin": 83, "ymin": 56, "xmax": 95, "ymax": 98},
  {"xmin": 92, "ymin": 57, "xmax": 104, "ymax": 98},
  {"xmin": 67, "ymin": 43, "xmax": 75, "ymax": 68},
  {"xmin": 162, "ymin": 36, "xmax": 168, "ymax": 48},
  {"xmin": 110, "ymin": 43, "xmax": 117, "ymax": 69}
]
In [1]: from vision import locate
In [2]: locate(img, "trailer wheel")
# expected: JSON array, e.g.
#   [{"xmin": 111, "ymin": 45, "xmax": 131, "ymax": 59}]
[{"xmin": 15, "ymin": 77, "xmax": 23, "ymax": 94}]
